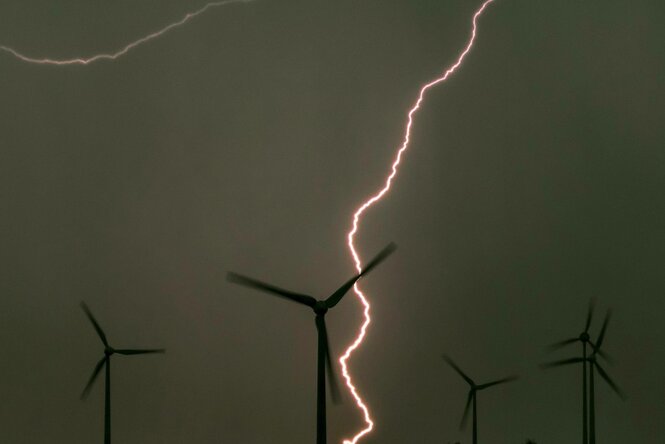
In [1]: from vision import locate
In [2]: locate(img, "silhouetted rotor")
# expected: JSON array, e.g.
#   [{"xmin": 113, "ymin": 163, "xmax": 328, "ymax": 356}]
[{"xmin": 546, "ymin": 298, "xmax": 597, "ymax": 353}]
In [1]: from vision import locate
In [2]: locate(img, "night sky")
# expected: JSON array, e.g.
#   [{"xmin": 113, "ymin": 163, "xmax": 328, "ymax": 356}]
[{"xmin": 0, "ymin": 0, "xmax": 663, "ymax": 443}]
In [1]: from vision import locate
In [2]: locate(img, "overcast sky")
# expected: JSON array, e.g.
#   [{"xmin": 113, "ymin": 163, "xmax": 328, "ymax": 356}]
[{"xmin": 0, "ymin": 0, "xmax": 663, "ymax": 443}]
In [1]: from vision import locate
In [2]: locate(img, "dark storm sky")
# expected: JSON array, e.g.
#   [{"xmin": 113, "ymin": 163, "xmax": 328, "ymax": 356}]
[{"xmin": 0, "ymin": 0, "xmax": 663, "ymax": 443}]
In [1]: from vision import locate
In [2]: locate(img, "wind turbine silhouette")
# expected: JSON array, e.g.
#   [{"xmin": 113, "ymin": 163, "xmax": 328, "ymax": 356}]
[
  {"xmin": 443, "ymin": 355, "xmax": 518, "ymax": 444},
  {"xmin": 227, "ymin": 242, "xmax": 396, "ymax": 444},
  {"xmin": 588, "ymin": 310, "xmax": 625, "ymax": 444},
  {"xmin": 546, "ymin": 310, "xmax": 625, "ymax": 444},
  {"xmin": 545, "ymin": 298, "xmax": 600, "ymax": 444},
  {"xmin": 541, "ymin": 298, "xmax": 609, "ymax": 444},
  {"xmin": 79, "ymin": 302, "xmax": 165, "ymax": 444}
]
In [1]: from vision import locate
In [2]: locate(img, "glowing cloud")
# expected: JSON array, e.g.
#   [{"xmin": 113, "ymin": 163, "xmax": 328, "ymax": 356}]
[{"xmin": 339, "ymin": 1, "xmax": 497, "ymax": 443}]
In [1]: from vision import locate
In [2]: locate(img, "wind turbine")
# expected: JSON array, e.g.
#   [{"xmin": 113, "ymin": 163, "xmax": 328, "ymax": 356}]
[
  {"xmin": 227, "ymin": 243, "xmax": 396, "ymax": 444},
  {"xmin": 79, "ymin": 302, "xmax": 165, "ymax": 444},
  {"xmin": 545, "ymin": 298, "xmax": 605, "ymax": 444},
  {"xmin": 541, "ymin": 298, "xmax": 610, "ymax": 444},
  {"xmin": 443, "ymin": 355, "xmax": 518, "ymax": 444},
  {"xmin": 586, "ymin": 310, "xmax": 624, "ymax": 444}
]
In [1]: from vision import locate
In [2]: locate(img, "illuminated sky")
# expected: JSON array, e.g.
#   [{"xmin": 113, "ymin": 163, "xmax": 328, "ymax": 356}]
[{"xmin": 0, "ymin": 0, "xmax": 663, "ymax": 443}]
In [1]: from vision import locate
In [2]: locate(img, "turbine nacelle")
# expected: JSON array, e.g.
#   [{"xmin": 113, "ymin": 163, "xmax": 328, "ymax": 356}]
[{"xmin": 314, "ymin": 301, "xmax": 329, "ymax": 316}]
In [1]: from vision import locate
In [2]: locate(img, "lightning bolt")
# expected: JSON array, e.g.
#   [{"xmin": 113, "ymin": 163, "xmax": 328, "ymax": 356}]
[
  {"xmin": 0, "ymin": 0, "xmax": 253, "ymax": 65},
  {"xmin": 339, "ymin": 1, "xmax": 496, "ymax": 443},
  {"xmin": 4, "ymin": 0, "xmax": 496, "ymax": 440}
]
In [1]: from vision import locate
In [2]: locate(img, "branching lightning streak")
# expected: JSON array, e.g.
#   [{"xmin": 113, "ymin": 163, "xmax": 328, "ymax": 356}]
[
  {"xmin": 0, "ymin": 0, "xmax": 252, "ymax": 65},
  {"xmin": 339, "ymin": 1, "xmax": 496, "ymax": 443},
  {"xmin": 4, "ymin": 0, "xmax": 495, "ymax": 439}
]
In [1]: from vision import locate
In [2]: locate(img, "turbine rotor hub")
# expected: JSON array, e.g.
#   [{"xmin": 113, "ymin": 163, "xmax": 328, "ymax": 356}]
[
  {"xmin": 104, "ymin": 347, "xmax": 114, "ymax": 356},
  {"xmin": 314, "ymin": 301, "xmax": 328, "ymax": 316},
  {"xmin": 580, "ymin": 332, "xmax": 590, "ymax": 342}
]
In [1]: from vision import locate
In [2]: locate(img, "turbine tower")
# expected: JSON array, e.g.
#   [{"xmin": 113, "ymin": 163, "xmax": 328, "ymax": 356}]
[
  {"xmin": 80, "ymin": 302, "xmax": 165, "ymax": 444},
  {"xmin": 227, "ymin": 243, "xmax": 396, "ymax": 444},
  {"xmin": 443, "ymin": 355, "xmax": 518, "ymax": 444}
]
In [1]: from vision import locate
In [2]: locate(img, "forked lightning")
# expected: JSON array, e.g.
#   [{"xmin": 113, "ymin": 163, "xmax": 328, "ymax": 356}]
[{"xmin": 340, "ymin": 2, "xmax": 496, "ymax": 443}]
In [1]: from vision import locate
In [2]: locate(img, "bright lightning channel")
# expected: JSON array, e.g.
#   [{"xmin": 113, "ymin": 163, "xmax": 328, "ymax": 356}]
[
  {"xmin": 339, "ymin": 1, "xmax": 496, "ymax": 443},
  {"xmin": 0, "ymin": 0, "xmax": 253, "ymax": 65}
]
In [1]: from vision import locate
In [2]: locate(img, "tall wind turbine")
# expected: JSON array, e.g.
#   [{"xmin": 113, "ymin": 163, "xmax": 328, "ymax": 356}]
[
  {"xmin": 80, "ymin": 302, "xmax": 165, "ymax": 444},
  {"xmin": 443, "ymin": 355, "xmax": 518, "ymax": 444},
  {"xmin": 227, "ymin": 243, "xmax": 396, "ymax": 444},
  {"xmin": 545, "ymin": 298, "xmax": 601, "ymax": 444},
  {"xmin": 586, "ymin": 310, "xmax": 625, "ymax": 444}
]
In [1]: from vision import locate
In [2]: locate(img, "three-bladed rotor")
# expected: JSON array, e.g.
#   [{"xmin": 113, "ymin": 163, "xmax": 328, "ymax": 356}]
[
  {"xmin": 443, "ymin": 355, "xmax": 518, "ymax": 431},
  {"xmin": 227, "ymin": 243, "xmax": 396, "ymax": 444},
  {"xmin": 543, "ymin": 310, "xmax": 624, "ymax": 399},
  {"xmin": 79, "ymin": 302, "xmax": 165, "ymax": 399},
  {"xmin": 227, "ymin": 242, "xmax": 396, "ymax": 402},
  {"xmin": 227, "ymin": 242, "xmax": 397, "ymax": 314},
  {"xmin": 548, "ymin": 298, "xmax": 595, "ymax": 351}
]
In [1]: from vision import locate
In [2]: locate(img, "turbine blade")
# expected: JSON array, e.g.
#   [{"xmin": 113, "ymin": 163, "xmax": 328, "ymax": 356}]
[
  {"xmin": 594, "ymin": 361, "xmax": 625, "ymax": 400},
  {"xmin": 460, "ymin": 391, "xmax": 473, "ymax": 430},
  {"xmin": 442, "ymin": 355, "xmax": 474, "ymax": 386},
  {"xmin": 357, "ymin": 242, "xmax": 397, "ymax": 276},
  {"xmin": 227, "ymin": 272, "xmax": 316, "ymax": 307},
  {"xmin": 595, "ymin": 309, "xmax": 612, "ymax": 351},
  {"xmin": 540, "ymin": 357, "xmax": 586, "ymax": 369},
  {"xmin": 80, "ymin": 357, "xmax": 106, "ymax": 399},
  {"xmin": 585, "ymin": 298, "xmax": 596, "ymax": 333},
  {"xmin": 115, "ymin": 348, "xmax": 165, "ymax": 355},
  {"xmin": 547, "ymin": 337, "xmax": 579, "ymax": 351},
  {"xmin": 80, "ymin": 302, "xmax": 108, "ymax": 347},
  {"xmin": 325, "ymin": 242, "xmax": 396, "ymax": 309},
  {"xmin": 588, "ymin": 342, "xmax": 614, "ymax": 364},
  {"xmin": 316, "ymin": 316, "xmax": 341, "ymax": 404},
  {"xmin": 477, "ymin": 375, "xmax": 519, "ymax": 390}
]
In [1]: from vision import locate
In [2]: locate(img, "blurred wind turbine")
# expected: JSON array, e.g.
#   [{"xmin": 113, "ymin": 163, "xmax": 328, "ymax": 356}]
[
  {"xmin": 227, "ymin": 243, "xmax": 396, "ymax": 444},
  {"xmin": 443, "ymin": 355, "xmax": 518, "ymax": 444},
  {"xmin": 587, "ymin": 311, "xmax": 625, "ymax": 444},
  {"xmin": 546, "ymin": 298, "xmax": 600, "ymax": 443},
  {"xmin": 80, "ymin": 302, "xmax": 165, "ymax": 444}
]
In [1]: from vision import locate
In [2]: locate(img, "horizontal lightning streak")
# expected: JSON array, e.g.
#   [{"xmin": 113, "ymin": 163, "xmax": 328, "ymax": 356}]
[
  {"xmin": 339, "ymin": 1, "xmax": 496, "ymax": 443},
  {"xmin": 0, "ymin": 0, "xmax": 253, "ymax": 65}
]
